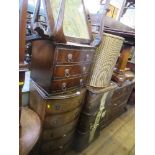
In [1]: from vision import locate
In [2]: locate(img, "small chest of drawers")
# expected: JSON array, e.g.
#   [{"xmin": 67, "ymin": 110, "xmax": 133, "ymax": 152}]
[
  {"xmin": 31, "ymin": 40, "xmax": 95, "ymax": 95},
  {"xmin": 29, "ymin": 80, "xmax": 86, "ymax": 155}
]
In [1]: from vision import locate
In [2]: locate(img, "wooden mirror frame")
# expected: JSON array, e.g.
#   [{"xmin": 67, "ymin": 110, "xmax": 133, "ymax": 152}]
[
  {"xmin": 31, "ymin": 0, "xmax": 66, "ymax": 43},
  {"xmin": 32, "ymin": 0, "xmax": 93, "ymax": 44},
  {"xmin": 63, "ymin": 0, "xmax": 93, "ymax": 44}
]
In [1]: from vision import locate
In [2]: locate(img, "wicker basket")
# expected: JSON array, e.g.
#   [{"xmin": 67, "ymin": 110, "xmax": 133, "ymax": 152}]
[{"xmin": 87, "ymin": 33, "xmax": 124, "ymax": 87}]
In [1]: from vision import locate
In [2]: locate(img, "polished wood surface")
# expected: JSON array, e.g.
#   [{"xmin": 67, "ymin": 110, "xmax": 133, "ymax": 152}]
[
  {"xmin": 53, "ymin": 63, "xmax": 90, "ymax": 79},
  {"xmin": 19, "ymin": 107, "xmax": 41, "ymax": 155},
  {"xmin": 112, "ymin": 44, "xmax": 134, "ymax": 85},
  {"xmin": 44, "ymin": 106, "xmax": 81, "ymax": 129},
  {"xmin": 41, "ymin": 131, "xmax": 74, "ymax": 153},
  {"xmin": 19, "ymin": 0, "xmax": 28, "ymax": 63},
  {"xmin": 100, "ymin": 80, "xmax": 134, "ymax": 129},
  {"xmin": 29, "ymin": 81, "xmax": 86, "ymax": 155},
  {"xmin": 19, "ymin": 0, "xmax": 29, "ymax": 138},
  {"xmin": 117, "ymin": 45, "xmax": 132, "ymax": 71},
  {"xmin": 42, "ymin": 118, "xmax": 78, "ymax": 141},
  {"xmin": 31, "ymin": 40, "xmax": 95, "ymax": 94}
]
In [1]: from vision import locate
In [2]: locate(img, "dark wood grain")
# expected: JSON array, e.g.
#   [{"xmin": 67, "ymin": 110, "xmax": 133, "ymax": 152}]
[
  {"xmin": 31, "ymin": 40, "xmax": 95, "ymax": 94},
  {"xmin": 29, "ymin": 81, "xmax": 86, "ymax": 155},
  {"xmin": 100, "ymin": 80, "xmax": 135, "ymax": 129},
  {"xmin": 42, "ymin": 117, "xmax": 78, "ymax": 141},
  {"xmin": 41, "ymin": 131, "xmax": 73, "ymax": 153}
]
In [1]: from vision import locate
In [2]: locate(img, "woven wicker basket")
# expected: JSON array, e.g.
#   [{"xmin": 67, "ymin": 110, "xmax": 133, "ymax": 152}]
[{"xmin": 87, "ymin": 33, "xmax": 124, "ymax": 87}]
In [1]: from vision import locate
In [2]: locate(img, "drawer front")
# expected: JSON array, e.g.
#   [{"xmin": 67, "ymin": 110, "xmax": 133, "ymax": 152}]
[
  {"xmin": 42, "ymin": 131, "xmax": 73, "ymax": 153},
  {"xmin": 53, "ymin": 63, "xmax": 91, "ymax": 79},
  {"xmin": 106, "ymin": 103, "xmax": 126, "ymax": 122},
  {"xmin": 42, "ymin": 118, "xmax": 78, "ymax": 141},
  {"xmin": 45, "ymin": 89, "xmax": 85, "ymax": 115},
  {"xmin": 44, "ymin": 106, "xmax": 82, "ymax": 129},
  {"xmin": 42, "ymin": 142, "xmax": 71, "ymax": 155},
  {"xmin": 56, "ymin": 48, "xmax": 94, "ymax": 64},
  {"xmin": 111, "ymin": 84, "xmax": 134, "ymax": 103},
  {"xmin": 51, "ymin": 75, "xmax": 87, "ymax": 92}
]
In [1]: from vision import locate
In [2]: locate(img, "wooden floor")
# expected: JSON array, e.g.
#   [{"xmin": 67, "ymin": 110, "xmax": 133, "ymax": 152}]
[{"xmin": 68, "ymin": 105, "xmax": 135, "ymax": 155}]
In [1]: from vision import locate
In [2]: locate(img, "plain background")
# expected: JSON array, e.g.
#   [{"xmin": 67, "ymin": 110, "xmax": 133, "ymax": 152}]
[{"xmin": 0, "ymin": 0, "xmax": 155, "ymax": 155}]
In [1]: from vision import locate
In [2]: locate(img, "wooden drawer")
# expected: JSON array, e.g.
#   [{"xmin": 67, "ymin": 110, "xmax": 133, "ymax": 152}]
[
  {"xmin": 51, "ymin": 75, "xmax": 87, "ymax": 92},
  {"xmin": 42, "ymin": 141, "xmax": 71, "ymax": 155},
  {"xmin": 56, "ymin": 48, "xmax": 94, "ymax": 64},
  {"xmin": 45, "ymin": 90, "xmax": 85, "ymax": 115},
  {"xmin": 44, "ymin": 106, "xmax": 81, "ymax": 129},
  {"xmin": 42, "ymin": 131, "xmax": 73, "ymax": 153},
  {"xmin": 42, "ymin": 118, "xmax": 78, "ymax": 141},
  {"xmin": 111, "ymin": 83, "xmax": 134, "ymax": 103},
  {"xmin": 106, "ymin": 103, "xmax": 126, "ymax": 122},
  {"xmin": 53, "ymin": 63, "xmax": 91, "ymax": 79}
]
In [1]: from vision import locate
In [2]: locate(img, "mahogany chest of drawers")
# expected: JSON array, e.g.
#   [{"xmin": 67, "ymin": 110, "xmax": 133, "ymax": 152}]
[
  {"xmin": 31, "ymin": 40, "xmax": 95, "ymax": 95},
  {"xmin": 100, "ymin": 80, "xmax": 135, "ymax": 129},
  {"xmin": 29, "ymin": 80, "xmax": 86, "ymax": 155}
]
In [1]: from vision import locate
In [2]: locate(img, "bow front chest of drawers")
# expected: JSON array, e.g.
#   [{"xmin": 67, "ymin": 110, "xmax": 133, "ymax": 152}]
[
  {"xmin": 31, "ymin": 40, "xmax": 95, "ymax": 95},
  {"xmin": 29, "ymin": 81, "xmax": 86, "ymax": 155}
]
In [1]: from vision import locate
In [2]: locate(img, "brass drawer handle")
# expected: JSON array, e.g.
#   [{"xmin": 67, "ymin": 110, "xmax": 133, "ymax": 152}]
[
  {"xmin": 86, "ymin": 54, "xmax": 90, "ymax": 61},
  {"xmin": 65, "ymin": 69, "xmax": 70, "ymax": 77},
  {"xmin": 80, "ymin": 79, "xmax": 84, "ymax": 87},
  {"xmin": 59, "ymin": 146, "xmax": 63, "ymax": 149},
  {"xmin": 62, "ymin": 134, "xmax": 66, "ymax": 137},
  {"xmin": 67, "ymin": 53, "xmax": 73, "ymax": 62},
  {"xmin": 61, "ymin": 82, "xmax": 67, "ymax": 91},
  {"xmin": 82, "ymin": 66, "xmax": 86, "ymax": 73}
]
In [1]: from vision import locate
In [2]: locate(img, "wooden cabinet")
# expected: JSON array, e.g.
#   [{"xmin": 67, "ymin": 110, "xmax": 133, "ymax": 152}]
[
  {"xmin": 29, "ymin": 81, "xmax": 86, "ymax": 155},
  {"xmin": 100, "ymin": 80, "xmax": 135, "ymax": 129},
  {"xmin": 31, "ymin": 40, "xmax": 95, "ymax": 95}
]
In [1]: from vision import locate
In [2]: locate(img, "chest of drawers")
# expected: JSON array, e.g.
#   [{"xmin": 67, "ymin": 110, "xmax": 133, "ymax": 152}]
[
  {"xmin": 29, "ymin": 80, "xmax": 86, "ymax": 155},
  {"xmin": 31, "ymin": 40, "xmax": 95, "ymax": 95},
  {"xmin": 100, "ymin": 80, "xmax": 135, "ymax": 129}
]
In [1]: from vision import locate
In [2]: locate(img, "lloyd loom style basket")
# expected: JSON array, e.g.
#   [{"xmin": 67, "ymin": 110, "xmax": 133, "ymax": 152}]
[{"xmin": 88, "ymin": 33, "xmax": 124, "ymax": 87}]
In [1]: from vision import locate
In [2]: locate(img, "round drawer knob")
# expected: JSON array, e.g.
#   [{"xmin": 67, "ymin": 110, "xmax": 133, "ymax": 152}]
[
  {"xmin": 65, "ymin": 69, "xmax": 70, "ymax": 77},
  {"xmin": 80, "ymin": 79, "xmax": 84, "ymax": 87},
  {"xmin": 59, "ymin": 146, "xmax": 63, "ymax": 149},
  {"xmin": 82, "ymin": 66, "xmax": 86, "ymax": 73},
  {"xmin": 62, "ymin": 134, "xmax": 66, "ymax": 137},
  {"xmin": 53, "ymin": 120, "xmax": 57, "ymax": 124},
  {"xmin": 62, "ymin": 82, "xmax": 67, "ymax": 91},
  {"xmin": 67, "ymin": 53, "xmax": 73, "ymax": 62},
  {"xmin": 86, "ymin": 54, "xmax": 90, "ymax": 61}
]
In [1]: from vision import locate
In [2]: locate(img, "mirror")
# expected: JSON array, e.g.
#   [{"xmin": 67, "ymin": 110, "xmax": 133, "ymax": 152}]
[
  {"xmin": 63, "ymin": 0, "xmax": 91, "ymax": 42},
  {"xmin": 48, "ymin": 0, "xmax": 92, "ymax": 43}
]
